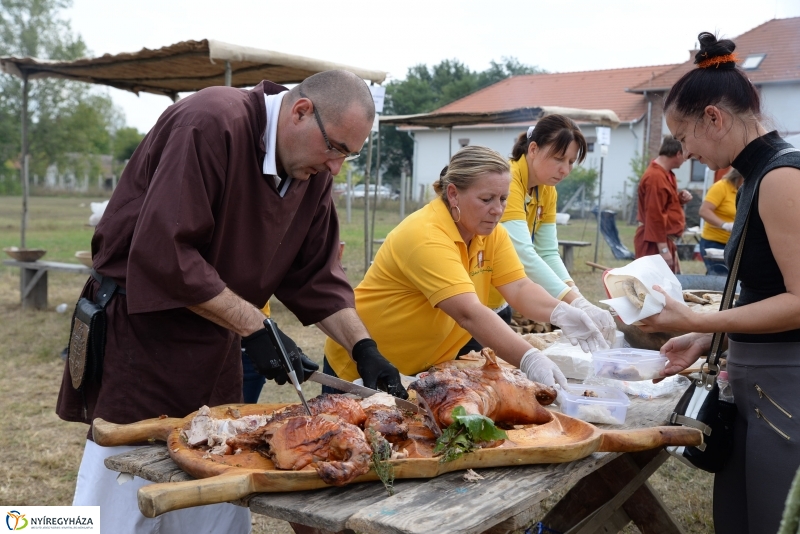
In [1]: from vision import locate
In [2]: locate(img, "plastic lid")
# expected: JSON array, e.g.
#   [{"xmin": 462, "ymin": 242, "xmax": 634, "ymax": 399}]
[
  {"xmin": 718, "ymin": 371, "xmax": 729, "ymax": 380},
  {"xmin": 591, "ymin": 348, "xmax": 665, "ymax": 363}
]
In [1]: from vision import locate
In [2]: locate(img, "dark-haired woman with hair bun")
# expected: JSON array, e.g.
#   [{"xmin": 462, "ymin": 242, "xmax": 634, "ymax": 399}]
[
  {"xmin": 639, "ymin": 31, "xmax": 800, "ymax": 533},
  {"xmin": 485, "ymin": 115, "xmax": 616, "ymax": 345}
]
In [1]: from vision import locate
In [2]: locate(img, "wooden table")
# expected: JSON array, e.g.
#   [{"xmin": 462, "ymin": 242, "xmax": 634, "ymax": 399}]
[
  {"xmin": 105, "ymin": 392, "xmax": 689, "ymax": 534},
  {"xmin": 2, "ymin": 260, "xmax": 90, "ymax": 310},
  {"xmin": 558, "ymin": 240, "xmax": 592, "ymax": 271}
]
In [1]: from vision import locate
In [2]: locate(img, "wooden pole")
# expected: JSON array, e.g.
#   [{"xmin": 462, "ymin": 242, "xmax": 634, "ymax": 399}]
[
  {"xmin": 369, "ymin": 127, "xmax": 381, "ymax": 259},
  {"xmin": 224, "ymin": 61, "xmax": 232, "ymax": 87},
  {"xmin": 20, "ymin": 73, "xmax": 29, "ymax": 249},
  {"xmin": 593, "ymin": 155, "xmax": 605, "ymax": 270},
  {"xmin": 345, "ymin": 168, "xmax": 352, "ymax": 224},
  {"xmin": 400, "ymin": 168, "xmax": 406, "ymax": 219},
  {"xmin": 363, "ymin": 133, "xmax": 373, "ymax": 272}
]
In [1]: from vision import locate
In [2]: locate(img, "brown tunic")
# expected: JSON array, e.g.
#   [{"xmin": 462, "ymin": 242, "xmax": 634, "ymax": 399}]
[
  {"xmin": 56, "ymin": 81, "xmax": 354, "ymax": 432},
  {"xmin": 634, "ymin": 160, "xmax": 685, "ymax": 272}
]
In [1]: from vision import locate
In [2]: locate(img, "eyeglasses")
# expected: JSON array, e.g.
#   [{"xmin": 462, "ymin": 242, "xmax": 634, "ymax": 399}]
[{"xmin": 299, "ymin": 89, "xmax": 361, "ymax": 161}]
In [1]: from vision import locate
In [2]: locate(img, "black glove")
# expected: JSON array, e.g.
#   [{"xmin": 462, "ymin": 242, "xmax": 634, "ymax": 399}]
[
  {"xmin": 351, "ymin": 339, "xmax": 408, "ymax": 399},
  {"xmin": 241, "ymin": 327, "xmax": 319, "ymax": 385}
]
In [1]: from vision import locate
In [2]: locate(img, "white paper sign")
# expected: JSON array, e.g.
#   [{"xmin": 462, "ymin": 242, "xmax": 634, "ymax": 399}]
[
  {"xmin": 370, "ymin": 86, "xmax": 386, "ymax": 113},
  {"xmin": 599, "ymin": 255, "xmax": 686, "ymax": 325},
  {"xmin": 596, "ymin": 126, "xmax": 611, "ymax": 146}
]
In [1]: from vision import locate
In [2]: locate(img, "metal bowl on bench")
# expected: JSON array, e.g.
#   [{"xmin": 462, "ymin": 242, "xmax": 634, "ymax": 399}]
[{"xmin": 4, "ymin": 247, "xmax": 46, "ymax": 262}]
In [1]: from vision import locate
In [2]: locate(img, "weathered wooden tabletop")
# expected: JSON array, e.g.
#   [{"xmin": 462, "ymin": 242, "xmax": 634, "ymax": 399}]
[{"xmin": 105, "ymin": 388, "xmax": 686, "ymax": 534}]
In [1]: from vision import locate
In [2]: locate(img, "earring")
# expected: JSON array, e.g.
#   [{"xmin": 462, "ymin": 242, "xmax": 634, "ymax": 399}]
[{"xmin": 450, "ymin": 205, "xmax": 461, "ymax": 223}]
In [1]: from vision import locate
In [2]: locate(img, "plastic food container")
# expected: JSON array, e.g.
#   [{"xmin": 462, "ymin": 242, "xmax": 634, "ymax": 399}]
[
  {"xmin": 591, "ymin": 348, "xmax": 667, "ymax": 381},
  {"xmin": 560, "ymin": 384, "xmax": 630, "ymax": 425}
]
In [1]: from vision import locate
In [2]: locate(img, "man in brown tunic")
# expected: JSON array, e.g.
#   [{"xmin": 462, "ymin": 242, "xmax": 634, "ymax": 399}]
[
  {"xmin": 634, "ymin": 136, "xmax": 692, "ymax": 273},
  {"xmin": 58, "ymin": 71, "xmax": 405, "ymax": 534}
]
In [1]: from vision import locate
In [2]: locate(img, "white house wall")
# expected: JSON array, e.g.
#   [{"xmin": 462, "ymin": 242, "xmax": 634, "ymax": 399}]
[
  {"xmin": 409, "ymin": 120, "xmax": 647, "ymax": 210},
  {"xmin": 760, "ymin": 83, "xmax": 800, "ymax": 135}
]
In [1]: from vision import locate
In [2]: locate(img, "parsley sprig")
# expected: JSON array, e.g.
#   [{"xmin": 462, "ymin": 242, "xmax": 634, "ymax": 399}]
[{"xmin": 433, "ymin": 406, "xmax": 508, "ymax": 463}]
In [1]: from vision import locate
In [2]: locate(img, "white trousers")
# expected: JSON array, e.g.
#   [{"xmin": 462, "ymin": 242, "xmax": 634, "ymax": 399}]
[{"xmin": 73, "ymin": 440, "xmax": 251, "ymax": 534}]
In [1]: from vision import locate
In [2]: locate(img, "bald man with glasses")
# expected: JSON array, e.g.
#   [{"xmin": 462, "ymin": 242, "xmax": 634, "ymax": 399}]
[{"xmin": 57, "ymin": 70, "xmax": 406, "ymax": 534}]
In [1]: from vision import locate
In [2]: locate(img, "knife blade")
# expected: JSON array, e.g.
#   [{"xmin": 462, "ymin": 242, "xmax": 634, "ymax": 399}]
[
  {"xmin": 307, "ymin": 371, "xmax": 421, "ymax": 414},
  {"xmin": 263, "ymin": 319, "xmax": 312, "ymax": 416}
]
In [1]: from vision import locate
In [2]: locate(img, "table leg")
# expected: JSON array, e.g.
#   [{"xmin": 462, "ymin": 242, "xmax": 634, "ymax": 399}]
[
  {"xmin": 562, "ymin": 246, "xmax": 575, "ymax": 271},
  {"xmin": 540, "ymin": 449, "xmax": 684, "ymax": 534},
  {"xmin": 20, "ymin": 267, "xmax": 47, "ymax": 310},
  {"xmin": 288, "ymin": 522, "xmax": 351, "ymax": 534}
]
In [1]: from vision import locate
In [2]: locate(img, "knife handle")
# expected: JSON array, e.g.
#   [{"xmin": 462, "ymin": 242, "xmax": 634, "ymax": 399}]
[{"xmin": 137, "ymin": 473, "xmax": 255, "ymax": 517}]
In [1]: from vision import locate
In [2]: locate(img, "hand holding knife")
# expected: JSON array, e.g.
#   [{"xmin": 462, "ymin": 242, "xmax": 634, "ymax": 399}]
[{"xmin": 263, "ymin": 318, "xmax": 312, "ymax": 415}]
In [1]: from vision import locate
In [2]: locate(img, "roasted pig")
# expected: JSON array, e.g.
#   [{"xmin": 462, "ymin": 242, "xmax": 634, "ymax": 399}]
[
  {"xmin": 225, "ymin": 394, "xmax": 366, "ymax": 452},
  {"xmin": 363, "ymin": 405, "xmax": 408, "ymax": 444},
  {"xmin": 408, "ymin": 348, "xmax": 556, "ymax": 427},
  {"xmin": 265, "ymin": 414, "xmax": 372, "ymax": 486}
]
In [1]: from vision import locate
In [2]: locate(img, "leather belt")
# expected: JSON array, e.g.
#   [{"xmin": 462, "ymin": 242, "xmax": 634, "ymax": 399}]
[{"xmin": 91, "ymin": 269, "xmax": 126, "ymax": 295}]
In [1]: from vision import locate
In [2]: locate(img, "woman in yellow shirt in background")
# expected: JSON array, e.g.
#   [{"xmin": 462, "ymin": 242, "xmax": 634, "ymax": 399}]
[
  {"xmin": 324, "ymin": 146, "xmax": 607, "ymax": 389},
  {"xmin": 484, "ymin": 115, "xmax": 615, "ymax": 347},
  {"xmin": 698, "ymin": 169, "xmax": 743, "ymax": 275}
]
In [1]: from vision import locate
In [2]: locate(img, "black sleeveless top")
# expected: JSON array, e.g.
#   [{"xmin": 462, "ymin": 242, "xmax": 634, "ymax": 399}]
[{"xmin": 726, "ymin": 131, "xmax": 800, "ymax": 343}]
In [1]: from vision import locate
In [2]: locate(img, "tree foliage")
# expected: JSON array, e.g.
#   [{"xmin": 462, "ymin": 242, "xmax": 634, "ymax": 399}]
[
  {"xmin": 0, "ymin": 0, "xmax": 141, "ymax": 188},
  {"xmin": 556, "ymin": 166, "xmax": 598, "ymax": 211},
  {"xmin": 372, "ymin": 57, "xmax": 545, "ymax": 186}
]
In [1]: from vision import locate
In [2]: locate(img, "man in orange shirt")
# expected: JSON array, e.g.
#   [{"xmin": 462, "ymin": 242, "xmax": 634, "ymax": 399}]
[{"xmin": 634, "ymin": 136, "xmax": 691, "ymax": 273}]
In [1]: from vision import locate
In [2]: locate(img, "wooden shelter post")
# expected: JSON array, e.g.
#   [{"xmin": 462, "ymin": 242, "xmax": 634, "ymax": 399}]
[
  {"xmin": 20, "ymin": 72, "xmax": 29, "ymax": 248},
  {"xmin": 224, "ymin": 60, "xmax": 232, "ymax": 87}
]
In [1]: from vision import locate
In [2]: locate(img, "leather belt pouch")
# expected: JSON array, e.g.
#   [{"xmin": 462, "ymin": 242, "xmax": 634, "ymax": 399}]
[{"xmin": 68, "ymin": 297, "xmax": 107, "ymax": 391}]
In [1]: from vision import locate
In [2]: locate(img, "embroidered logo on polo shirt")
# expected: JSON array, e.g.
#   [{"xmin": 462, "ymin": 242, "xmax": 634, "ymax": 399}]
[{"xmin": 477, "ymin": 250, "xmax": 484, "ymax": 268}]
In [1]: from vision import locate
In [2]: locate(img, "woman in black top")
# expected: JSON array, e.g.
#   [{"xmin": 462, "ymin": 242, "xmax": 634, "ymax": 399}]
[{"xmin": 640, "ymin": 32, "xmax": 800, "ymax": 533}]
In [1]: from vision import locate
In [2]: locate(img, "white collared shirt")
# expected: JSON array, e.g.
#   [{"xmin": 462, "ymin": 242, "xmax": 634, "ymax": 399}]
[{"xmin": 263, "ymin": 91, "xmax": 291, "ymax": 196}]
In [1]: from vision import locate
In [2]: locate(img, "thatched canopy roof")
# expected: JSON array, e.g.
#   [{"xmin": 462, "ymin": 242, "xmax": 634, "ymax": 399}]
[
  {"xmin": 380, "ymin": 106, "xmax": 621, "ymax": 128},
  {"xmin": 0, "ymin": 39, "xmax": 387, "ymax": 99}
]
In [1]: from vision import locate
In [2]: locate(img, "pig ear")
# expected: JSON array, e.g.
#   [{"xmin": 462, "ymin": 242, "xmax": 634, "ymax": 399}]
[{"xmin": 481, "ymin": 348, "xmax": 499, "ymax": 368}]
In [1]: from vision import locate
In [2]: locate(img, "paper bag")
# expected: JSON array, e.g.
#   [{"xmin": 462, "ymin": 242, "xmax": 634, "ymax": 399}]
[{"xmin": 599, "ymin": 255, "xmax": 686, "ymax": 325}]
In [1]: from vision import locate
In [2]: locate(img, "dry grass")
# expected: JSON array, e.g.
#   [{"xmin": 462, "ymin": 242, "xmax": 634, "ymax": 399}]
[{"xmin": 0, "ymin": 196, "xmax": 712, "ymax": 533}]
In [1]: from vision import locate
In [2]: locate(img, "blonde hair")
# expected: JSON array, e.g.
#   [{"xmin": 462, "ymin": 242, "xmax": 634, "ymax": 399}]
[
  {"xmin": 724, "ymin": 168, "xmax": 743, "ymax": 184},
  {"xmin": 433, "ymin": 146, "xmax": 510, "ymax": 203}
]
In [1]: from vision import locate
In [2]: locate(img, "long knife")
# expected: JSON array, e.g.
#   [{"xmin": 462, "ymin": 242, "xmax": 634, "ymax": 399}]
[
  {"xmin": 263, "ymin": 319, "xmax": 312, "ymax": 416},
  {"xmin": 307, "ymin": 371, "xmax": 422, "ymax": 414}
]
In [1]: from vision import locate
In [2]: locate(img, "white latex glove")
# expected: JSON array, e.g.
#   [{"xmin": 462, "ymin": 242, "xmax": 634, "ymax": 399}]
[
  {"xmin": 519, "ymin": 348, "xmax": 568, "ymax": 389},
  {"xmin": 571, "ymin": 297, "xmax": 616, "ymax": 346},
  {"xmin": 721, "ymin": 222, "xmax": 734, "ymax": 232},
  {"xmin": 550, "ymin": 301, "xmax": 610, "ymax": 353}
]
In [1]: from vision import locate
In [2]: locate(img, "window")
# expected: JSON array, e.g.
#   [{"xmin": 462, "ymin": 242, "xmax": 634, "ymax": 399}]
[
  {"xmin": 741, "ymin": 54, "xmax": 766, "ymax": 70},
  {"xmin": 691, "ymin": 160, "xmax": 708, "ymax": 182},
  {"xmin": 586, "ymin": 142, "xmax": 595, "ymax": 153}
]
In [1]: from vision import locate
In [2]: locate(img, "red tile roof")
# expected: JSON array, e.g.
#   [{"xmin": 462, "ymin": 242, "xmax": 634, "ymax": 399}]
[
  {"xmin": 434, "ymin": 65, "xmax": 676, "ymax": 123},
  {"xmin": 631, "ymin": 17, "xmax": 800, "ymax": 92}
]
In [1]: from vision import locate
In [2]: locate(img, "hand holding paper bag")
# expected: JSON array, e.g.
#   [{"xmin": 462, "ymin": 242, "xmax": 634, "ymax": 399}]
[{"xmin": 599, "ymin": 255, "xmax": 687, "ymax": 325}]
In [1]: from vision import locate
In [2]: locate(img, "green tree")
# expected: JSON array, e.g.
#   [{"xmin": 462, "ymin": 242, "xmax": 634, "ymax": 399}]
[
  {"xmin": 0, "ymin": 0, "xmax": 123, "ymax": 185},
  {"xmin": 556, "ymin": 166, "xmax": 598, "ymax": 212},
  {"xmin": 113, "ymin": 126, "xmax": 145, "ymax": 162},
  {"xmin": 376, "ymin": 57, "xmax": 544, "ymax": 185}
]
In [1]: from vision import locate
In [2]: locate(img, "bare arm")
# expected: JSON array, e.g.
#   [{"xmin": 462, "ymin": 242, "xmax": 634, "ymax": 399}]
[
  {"xmin": 187, "ymin": 287, "xmax": 265, "ymax": 336},
  {"xmin": 698, "ymin": 200, "xmax": 726, "ymax": 228},
  {"xmin": 317, "ymin": 308, "xmax": 371, "ymax": 355},
  {"xmin": 436, "ymin": 292, "xmax": 534, "ymax": 367},
  {"xmin": 641, "ymin": 167, "xmax": 800, "ymax": 334},
  {"xmin": 496, "ymin": 277, "xmax": 560, "ymax": 323}
]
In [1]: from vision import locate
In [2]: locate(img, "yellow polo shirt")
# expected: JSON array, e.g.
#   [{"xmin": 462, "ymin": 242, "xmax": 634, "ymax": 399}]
[
  {"xmin": 487, "ymin": 156, "xmax": 559, "ymax": 308},
  {"xmin": 701, "ymin": 179, "xmax": 738, "ymax": 244},
  {"xmin": 325, "ymin": 199, "xmax": 527, "ymax": 380}
]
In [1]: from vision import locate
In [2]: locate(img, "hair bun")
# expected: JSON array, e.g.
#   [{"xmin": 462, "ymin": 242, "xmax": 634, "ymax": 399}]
[
  {"xmin": 439, "ymin": 165, "xmax": 449, "ymax": 178},
  {"xmin": 695, "ymin": 32, "xmax": 737, "ymax": 67}
]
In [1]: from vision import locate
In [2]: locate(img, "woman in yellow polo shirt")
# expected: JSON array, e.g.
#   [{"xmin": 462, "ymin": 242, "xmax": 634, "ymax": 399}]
[
  {"xmin": 324, "ymin": 146, "xmax": 607, "ymax": 388},
  {"xmin": 485, "ymin": 115, "xmax": 615, "ymax": 347},
  {"xmin": 698, "ymin": 168, "xmax": 743, "ymax": 274}
]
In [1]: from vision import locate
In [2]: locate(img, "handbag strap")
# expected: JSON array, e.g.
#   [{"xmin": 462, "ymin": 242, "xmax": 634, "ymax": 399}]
[{"xmin": 701, "ymin": 147, "xmax": 800, "ymax": 388}]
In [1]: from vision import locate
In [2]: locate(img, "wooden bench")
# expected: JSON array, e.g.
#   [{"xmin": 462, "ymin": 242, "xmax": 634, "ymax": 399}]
[
  {"xmin": 558, "ymin": 240, "xmax": 592, "ymax": 271},
  {"xmin": 2, "ymin": 260, "xmax": 91, "ymax": 310}
]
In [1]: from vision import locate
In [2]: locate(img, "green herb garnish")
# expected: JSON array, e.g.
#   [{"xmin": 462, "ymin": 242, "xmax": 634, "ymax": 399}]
[
  {"xmin": 433, "ymin": 406, "xmax": 508, "ymax": 463},
  {"xmin": 367, "ymin": 429, "xmax": 395, "ymax": 496}
]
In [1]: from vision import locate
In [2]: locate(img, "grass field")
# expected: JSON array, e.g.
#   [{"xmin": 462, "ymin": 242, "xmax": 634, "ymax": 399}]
[{"xmin": 0, "ymin": 195, "xmax": 712, "ymax": 533}]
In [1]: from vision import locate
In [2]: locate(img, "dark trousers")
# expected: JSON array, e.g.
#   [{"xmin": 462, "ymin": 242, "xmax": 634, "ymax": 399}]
[
  {"xmin": 242, "ymin": 352, "xmax": 266, "ymax": 403},
  {"xmin": 713, "ymin": 340, "xmax": 800, "ymax": 533},
  {"xmin": 456, "ymin": 305, "xmax": 513, "ymax": 356},
  {"xmin": 699, "ymin": 237, "xmax": 728, "ymax": 276}
]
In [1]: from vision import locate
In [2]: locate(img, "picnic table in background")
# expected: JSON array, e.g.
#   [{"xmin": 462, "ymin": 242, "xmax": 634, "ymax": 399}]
[
  {"xmin": 558, "ymin": 240, "xmax": 592, "ymax": 271},
  {"xmin": 105, "ymin": 392, "xmax": 691, "ymax": 534},
  {"xmin": 2, "ymin": 259, "xmax": 90, "ymax": 310}
]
